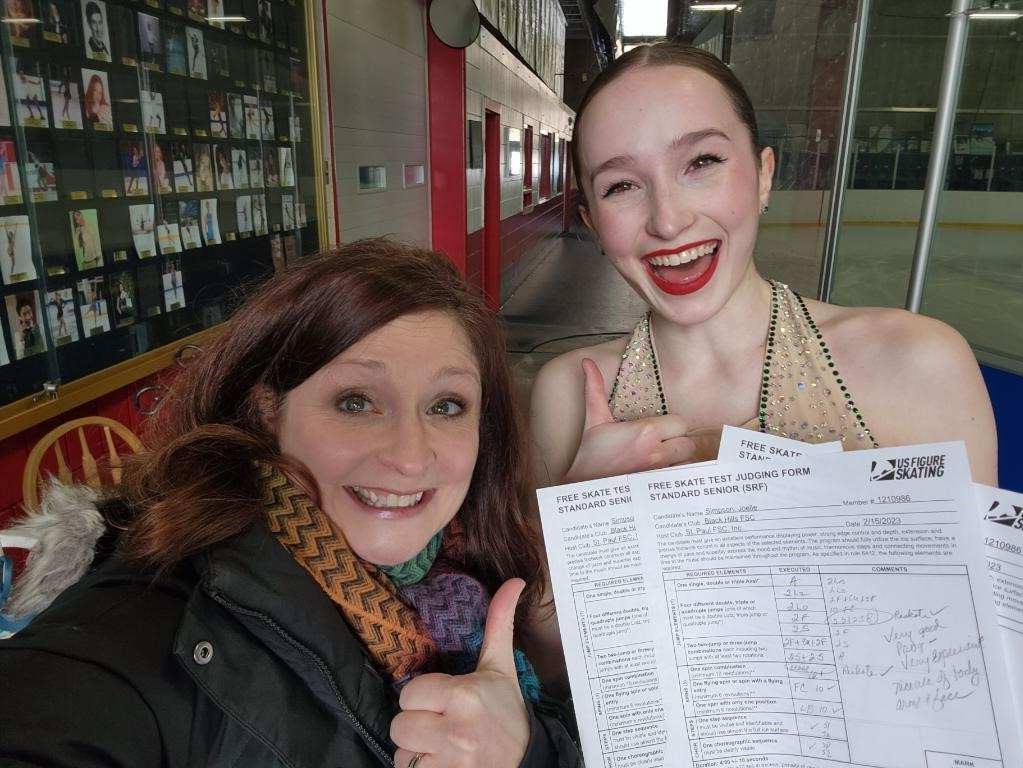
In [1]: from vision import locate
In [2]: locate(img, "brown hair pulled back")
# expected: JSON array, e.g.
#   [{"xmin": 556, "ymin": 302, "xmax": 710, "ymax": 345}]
[
  {"xmin": 118, "ymin": 238, "xmax": 544, "ymax": 606},
  {"xmin": 572, "ymin": 42, "xmax": 762, "ymax": 207}
]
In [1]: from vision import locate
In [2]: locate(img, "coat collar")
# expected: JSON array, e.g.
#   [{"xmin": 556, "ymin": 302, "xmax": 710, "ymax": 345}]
[{"xmin": 175, "ymin": 522, "xmax": 398, "ymax": 767}]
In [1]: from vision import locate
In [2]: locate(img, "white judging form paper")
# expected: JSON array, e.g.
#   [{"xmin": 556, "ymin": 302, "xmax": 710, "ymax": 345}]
[
  {"xmin": 976, "ymin": 483, "xmax": 1023, "ymax": 740},
  {"xmin": 538, "ymin": 442, "xmax": 1022, "ymax": 768}
]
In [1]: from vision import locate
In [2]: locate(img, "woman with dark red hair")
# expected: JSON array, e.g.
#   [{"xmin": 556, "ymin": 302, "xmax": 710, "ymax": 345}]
[{"xmin": 0, "ymin": 239, "xmax": 581, "ymax": 768}]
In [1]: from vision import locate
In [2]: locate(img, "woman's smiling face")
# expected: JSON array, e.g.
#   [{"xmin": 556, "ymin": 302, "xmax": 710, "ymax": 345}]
[
  {"xmin": 275, "ymin": 310, "xmax": 481, "ymax": 565},
  {"xmin": 578, "ymin": 65, "xmax": 774, "ymax": 325}
]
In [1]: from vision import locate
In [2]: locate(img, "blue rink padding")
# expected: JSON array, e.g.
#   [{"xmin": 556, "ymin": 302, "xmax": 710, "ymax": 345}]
[{"xmin": 981, "ymin": 364, "xmax": 1022, "ymax": 492}]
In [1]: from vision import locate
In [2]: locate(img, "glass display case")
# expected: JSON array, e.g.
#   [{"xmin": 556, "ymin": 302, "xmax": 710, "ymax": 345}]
[{"xmin": 0, "ymin": 0, "xmax": 324, "ymax": 426}]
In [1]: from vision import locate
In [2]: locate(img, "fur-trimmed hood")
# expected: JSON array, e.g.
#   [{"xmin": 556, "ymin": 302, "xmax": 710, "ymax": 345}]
[{"xmin": 2, "ymin": 484, "xmax": 107, "ymax": 619}]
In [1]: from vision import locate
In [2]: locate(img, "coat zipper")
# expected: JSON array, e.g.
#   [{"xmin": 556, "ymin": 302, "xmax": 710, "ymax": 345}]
[{"xmin": 209, "ymin": 591, "xmax": 396, "ymax": 768}]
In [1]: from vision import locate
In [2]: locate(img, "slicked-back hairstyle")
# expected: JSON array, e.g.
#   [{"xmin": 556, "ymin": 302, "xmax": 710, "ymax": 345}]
[
  {"xmin": 118, "ymin": 238, "xmax": 544, "ymax": 607},
  {"xmin": 572, "ymin": 42, "xmax": 762, "ymax": 207}
]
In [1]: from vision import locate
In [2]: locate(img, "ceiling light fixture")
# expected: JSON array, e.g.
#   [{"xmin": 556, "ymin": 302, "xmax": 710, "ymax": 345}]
[
  {"xmin": 967, "ymin": 7, "xmax": 1023, "ymax": 19},
  {"xmin": 691, "ymin": 2, "xmax": 740, "ymax": 11},
  {"xmin": 207, "ymin": 15, "xmax": 248, "ymax": 21}
]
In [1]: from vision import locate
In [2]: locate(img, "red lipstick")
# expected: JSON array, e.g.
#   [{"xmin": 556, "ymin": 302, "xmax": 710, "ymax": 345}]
[{"xmin": 643, "ymin": 239, "xmax": 720, "ymax": 296}]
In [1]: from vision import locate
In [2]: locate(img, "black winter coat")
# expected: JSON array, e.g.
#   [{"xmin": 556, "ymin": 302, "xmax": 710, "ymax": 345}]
[{"xmin": 0, "ymin": 521, "xmax": 582, "ymax": 767}]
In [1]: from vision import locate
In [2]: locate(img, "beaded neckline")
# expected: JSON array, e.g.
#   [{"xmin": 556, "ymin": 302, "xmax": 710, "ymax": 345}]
[{"xmin": 608, "ymin": 280, "xmax": 878, "ymax": 449}]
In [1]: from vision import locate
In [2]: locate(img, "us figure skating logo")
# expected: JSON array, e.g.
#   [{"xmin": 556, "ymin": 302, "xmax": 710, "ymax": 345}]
[
  {"xmin": 984, "ymin": 500, "xmax": 1023, "ymax": 529},
  {"xmin": 869, "ymin": 454, "xmax": 946, "ymax": 481},
  {"xmin": 869, "ymin": 460, "xmax": 896, "ymax": 481}
]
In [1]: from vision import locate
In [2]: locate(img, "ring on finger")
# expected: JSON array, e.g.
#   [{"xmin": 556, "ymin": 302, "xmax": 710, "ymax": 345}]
[{"xmin": 408, "ymin": 753, "xmax": 425, "ymax": 768}]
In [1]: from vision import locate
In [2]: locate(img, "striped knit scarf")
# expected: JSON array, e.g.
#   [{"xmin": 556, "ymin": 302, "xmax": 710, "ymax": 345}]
[{"xmin": 257, "ymin": 462, "xmax": 540, "ymax": 700}]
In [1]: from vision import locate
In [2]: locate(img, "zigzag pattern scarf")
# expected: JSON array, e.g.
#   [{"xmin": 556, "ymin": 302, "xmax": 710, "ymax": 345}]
[{"xmin": 257, "ymin": 462, "xmax": 540, "ymax": 700}]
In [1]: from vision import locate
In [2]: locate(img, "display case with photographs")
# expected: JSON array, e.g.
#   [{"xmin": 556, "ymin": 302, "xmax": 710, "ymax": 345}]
[{"xmin": 0, "ymin": 0, "xmax": 323, "ymax": 416}]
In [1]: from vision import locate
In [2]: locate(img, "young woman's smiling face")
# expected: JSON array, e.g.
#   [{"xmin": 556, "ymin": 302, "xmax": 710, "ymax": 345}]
[
  {"xmin": 579, "ymin": 65, "xmax": 774, "ymax": 325},
  {"xmin": 275, "ymin": 310, "xmax": 481, "ymax": 565}
]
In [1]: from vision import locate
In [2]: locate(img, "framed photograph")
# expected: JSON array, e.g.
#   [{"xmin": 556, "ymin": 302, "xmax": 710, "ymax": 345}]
[
  {"xmin": 0, "ymin": 325, "xmax": 9, "ymax": 367},
  {"xmin": 49, "ymin": 66, "xmax": 84, "ymax": 129},
  {"xmin": 235, "ymin": 194, "xmax": 251, "ymax": 235},
  {"xmin": 186, "ymin": 26, "xmax": 207, "ymax": 79},
  {"xmin": 44, "ymin": 287, "xmax": 79, "ymax": 346},
  {"xmin": 262, "ymin": 144, "xmax": 278, "ymax": 186},
  {"xmin": 25, "ymin": 141, "xmax": 58, "ymax": 202},
  {"xmin": 81, "ymin": 0, "xmax": 112, "ymax": 62},
  {"xmin": 206, "ymin": 40, "xmax": 229, "ymax": 79},
  {"xmin": 227, "ymin": 92, "xmax": 244, "ymax": 138},
  {"xmin": 80, "ymin": 68, "xmax": 113, "ymax": 130},
  {"xmin": 0, "ymin": 75, "xmax": 10, "ymax": 127},
  {"xmin": 13, "ymin": 58, "xmax": 49, "ymax": 128},
  {"xmin": 269, "ymin": 232, "xmax": 283, "ymax": 271},
  {"xmin": 68, "ymin": 208, "xmax": 103, "ymax": 270},
  {"xmin": 213, "ymin": 143, "xmax": 233, "ymax": 190},
  {"xmin": 282, "ymin": 232, "xmax": 296, "ymax": 262},
  {"xmin": 258, "ymin": 49, "xmax": 276, "ymax": 93},
  {"xmin": 164, "ymin": 22, "xmax": 187, "ymax": 76},
  {"xmin": 76, "ymin": 276, "xmax": 111, "ymax": 336},
  {"xmin": 110, "ymin": 270, "xmax": 136, "ymax": 327},
  {"xmin": 5, "ymin": 291, "xmax": 48, "ymax": 359},
  {"xmin": 121, "ymin": 139, "xmax": 149, "ymax": 197},
  {"xmin": 248, "ymin": 149, "xmax": 263, "ymax": 188},
  {"xmin": 0, "ymin": 215, "xmax": 37, "ymax": 284},
  {"xmin": 130, "ymin": 203, "xmax": 156, "ymax": 258},
  {"xmin": 108, "ymin": 2, "xmax": 137, "ymax": 66},
  {"xmin": 42, "ymin": 0, "xmax": 75, "ymax": 44},
  {"xmin": 259, "ymin": 99, "xmax": 274, "ymax": 140},
  {"xmin": 5, "ymin": 0, "xmax": 38, "ymax": 45},
  {"xmin": 156, "ymin": 219, "xmax": 182, "ymax": 254},
  {"xmin": 141, "ymin": 89, "xmax": 165, "ymax": 134},
  {"xmin": 243, "ymin": 94, "xmax": 259, "ymax": 139},
  {"xmin": 251, "ymin": 192, "xmax": 267, "ymax": 235},
  {"xmin": 172, "ymin": 141, "xmax": 194, "ymax": 192},
  {"xmin": 281, "ymin": 192, "xmax": 294, "ymax": 230},
  {"xmin": 295, "ymin": 201, "xmax": 306, "ymax": 228},
  {"xmin": 194, "ymin": 143, "xmax": 215, "ymax": 191},
  {"xmin": 138, "ymin": 12, "xmax": 163, "ymax": 71},
  {"xmin": 278, "ymin": 147, "xmax": 294, "ymax": 187},
  {"xmin": 186, "ymin": 0, "xmax": 204, "ymax": 22},
  {"xmin": 200, "ymin": 197, "xmax": 220, "ymax": 244},
  {"xmin": 39, "ymin": 208, "xmax": 72, "ymax": 275},
  {"xmin": 151, "ymin": 140, "xmax": 173, "ymax": 194},
  {"xmin": 0, "ymin": 141, "xmax": 23, "ymax": 205},
  {"xmin": 163, "ymin": 79, "xmax": 190, "ymax": 135},
  {"xmin": 208, "ymin": 91, "xmax": 228, "ymax": 138},
  {"xmin": 257, "ymin": 0, "xmax": 272, "ymax": 42},
  {"xmin": 178, "ymin": 200, "xmax": 201, "ymax": 248},
  {"xmin": 231, "ymin": 147, "xmax": 248, "ymax": 188},
  {"xmin": 89, "ymin": 137, "xmax": 119, "ymax": 197},
  {"xmin": 206, "ymin": 0, "xmax": 224, "ymax": 28},
  {"xmin": 162, "ymin": 259, "xmax": 185, "ymax": 311}
]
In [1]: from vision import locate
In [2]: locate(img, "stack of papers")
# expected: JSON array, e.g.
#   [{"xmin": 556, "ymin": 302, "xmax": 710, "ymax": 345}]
[{"xmin": 538, "ymin": 428, "xmax": 1023, "ymax": 768}]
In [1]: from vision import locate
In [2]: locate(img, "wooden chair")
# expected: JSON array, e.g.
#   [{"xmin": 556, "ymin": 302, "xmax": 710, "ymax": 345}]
[{"xmin": 22, "ymin": 417, "xmax": 144, "ymax": 510}]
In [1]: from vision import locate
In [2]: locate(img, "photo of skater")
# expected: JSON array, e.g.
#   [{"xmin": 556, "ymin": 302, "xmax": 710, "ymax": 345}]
[
  {"xmin": 208, "ymin": 91, "xmax": 227, "ymax": 137},
  {"xmin": 138, "ymin": 12, "xmax": 162, "ymax": 70},
  {"xmin": 121, "ymin": 139, "xmax": 149, "ymax": 196},
  {"xmin": 5, "ymin": 0, "xmax": 38, "ymax": 44},
  {"xmin": 279, "ymin": 147, "xmax": 295, "ymax": 187},
  {"xmin": 200, "ymin": 197, "xmax": 220, "ymax": 245},
  {"xmin": 235, "ymin": 194, "xmax": 251, "ymax": 235},
  {"xmin": 178, "ymin": 200, "xmax": 201, "ymax": 248},
  {"xmin": 263, "ymin": 145, "xmax": 278, "ymax": 186},
  {"xmin": 281, "ymin": 192, "xmax": 294, "ymax": 230},
  {"xmin": 164, "ymin": 22, "xmax": 187, "ymax": 76},
  {"xmin": 14, "ymin": 59, "xmax": 49, "ymax": 128},
  {"xmin": 81, "ymin": 0, "xmax": 111, "ymax": 62},
  {"xmin": 0, "ymin": 141, "xmax": 22, "ymax": 204},
  {"xmin": 110, "ymin": 270, "xmax": 136, "ymax": 327},
  {"xmin": 231, "ymin": 148, "xmax": 248, "ymax": 188},
  {"xmin": 244, "ymin": 94, "xmax": 259, "ymax": 138},
  {"xmin": 5, "ymin": 291, "xmax": 48, "ymax": 359},
  {"xmin": 227, "ymin": 93, "xmax": 244, "ymax": 138},
  {"xmin": 25, "ymin": 145, "xmax": 58, "ymax": 202},
  {"xmin": 68, "ymin": 208, "xmax": 103, "ymax": 270},
  {"xmin": 248, "ymin": 152, "xmax": 263, "ymax": 188},
  {"xmin": 81, "ymin": 68, "xmax": 113, "ymax": 129},
  {"xmin": 141, "ymin": 89, "xmax": 165, "ymax": 134},
  {"xmin": 156, "ymin": 219, "xmax": 182, "ymax": 254},
  {"xmin": 42, "ymin": 0, "xmax": 72, "ymax": 44},
  {"xmin": 251, "ymin": 193, "xmax": 267, "ymax": 235},
  {"xmin": 162, "ymin": 259, "xmax": 185, "ymax": 311},
  {"xmin": 259, "ymin": 100, "xmax": 274, "ymax": 140},
  {"xmin": 45, "ymin": 287, "xmax": 79, "ymax": 346},
  {"xmin": 172, "ymin": 141, "xmax": 194, "ymax": 192},
  {"xmin": 76, "ymin": 275, "xmax": 111, "ymax": 335},
  {"xmin": 151, "ymin": 140, "xmax": 172, "ymax": 194},
  {"xmin": 214, "ymin": 143, "xmax": 233, "ymax": 190},
  {"xmin": 0, "ymin": 215, "xmax": 37, "ymax": 284},
  {"xmin": 194, "ymin": 143, "xmax": 214, "ymax": 191},
  {"xmin": 186, "ymin": 26, "xmax": 206, "ymax": 79},
  {"xmin": 49, "ymin": 66, "xmax": 83, "ymax": 129},
  {"xmin": 130, "ymin": 203, "xmax": 156, "ymax": 258}
]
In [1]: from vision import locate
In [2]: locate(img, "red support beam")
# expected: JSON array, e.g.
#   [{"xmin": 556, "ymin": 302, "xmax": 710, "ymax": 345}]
[{"xmin": 426, "ymin": 20, "xmax": 468, "ymax": 274}]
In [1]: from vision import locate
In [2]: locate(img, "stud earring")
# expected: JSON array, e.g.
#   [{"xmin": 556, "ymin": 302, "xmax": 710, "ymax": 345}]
[{"xmin": 761, "ymin": 204, "xmax": 769, "ymax": 214}]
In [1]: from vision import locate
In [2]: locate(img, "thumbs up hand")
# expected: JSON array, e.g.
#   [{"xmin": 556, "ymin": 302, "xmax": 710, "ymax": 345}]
[
  {"xmin": 391, "ymin": 579, "xmax": 530, "ymax": 768},
  {"xmin": 563, "ymin": 358, "xmax": 696, "ymax": 483}
]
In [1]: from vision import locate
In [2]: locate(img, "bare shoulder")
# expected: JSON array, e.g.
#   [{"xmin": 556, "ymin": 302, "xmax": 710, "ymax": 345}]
[
  {"xmin": 805, "ymin": 298, "xmax": 996, "ymax": 483},
  {"xmin": 529, "ymin": 336, "xmax": 628, "ymax": 486}
]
